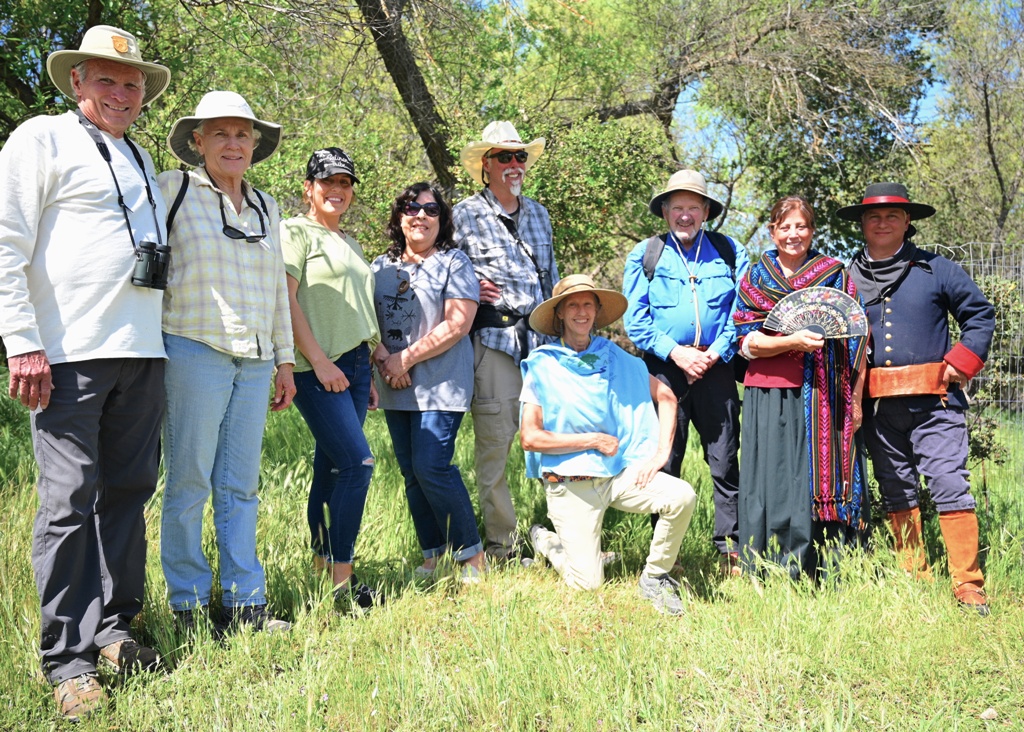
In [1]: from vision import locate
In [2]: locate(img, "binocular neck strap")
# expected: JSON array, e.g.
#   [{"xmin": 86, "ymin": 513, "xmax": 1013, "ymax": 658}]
[{"xmin": 74, "ymin": 109, "xmax": 164, "ymax": 252}]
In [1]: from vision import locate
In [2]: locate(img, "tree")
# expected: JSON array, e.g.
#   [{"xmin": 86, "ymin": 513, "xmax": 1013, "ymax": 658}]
[{"xmin": 912, "ymin": 0, "xmax": 1024, "ymax": 251}]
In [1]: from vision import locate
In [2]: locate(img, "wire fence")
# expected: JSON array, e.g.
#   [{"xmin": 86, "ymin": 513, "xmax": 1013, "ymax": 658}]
[{"xmin": 938, "ymin": 242, "xmax": 1024, "ymax": 488}]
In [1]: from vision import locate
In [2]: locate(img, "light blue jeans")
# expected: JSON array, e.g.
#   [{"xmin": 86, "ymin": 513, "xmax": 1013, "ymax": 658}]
[{"xmin": 160, "ymin": 334, "xmax": 274, "ymax": 611}]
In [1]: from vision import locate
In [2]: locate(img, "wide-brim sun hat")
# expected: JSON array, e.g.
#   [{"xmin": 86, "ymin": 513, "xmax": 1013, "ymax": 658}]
[
  {"xmin": 529, "ymin": 274, "xmax": 629, "ymax": 337},
  {"xmin": 166, "ymin": 91, "xmax": 282, "ymax": 167},
  {"xmin": 836, "ymin": 182, "xmax": 936, "ymax": 222},
  {"xmin": 460, "ymin": 121, "xmax": 545, "ymax": 187},
  {"xmin": 649, "ymin": 169, "xmax": 725, "ymax": 220},
  {"xmin": 46, "ymin": 25, "xmax": 171, "ymax": 107}
]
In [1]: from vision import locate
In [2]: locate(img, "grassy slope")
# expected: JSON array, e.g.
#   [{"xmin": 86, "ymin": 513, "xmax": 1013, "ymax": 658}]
[{"xmin": 0, "ymin": 396, "xmax": 1023, "ymax": 730}]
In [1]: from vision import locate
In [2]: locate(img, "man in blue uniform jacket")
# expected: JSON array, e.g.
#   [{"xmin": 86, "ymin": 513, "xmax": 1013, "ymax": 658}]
[{"xmin": 842, "ymin": 183, "xmax": 995, "ymax": 616}]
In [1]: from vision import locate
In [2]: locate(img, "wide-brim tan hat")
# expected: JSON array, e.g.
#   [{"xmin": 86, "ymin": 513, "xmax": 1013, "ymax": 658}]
[
  {"xmin": 46, "ymin": 25, "xmax": 171, "ymax": 107},
  {"xmin": 460, "ymin": 121, "xmax": 545, "ymax": 186},
  {"xmin": 649, "ymin": 169, "xmax": 724, "ymax": 220},
  {"xmin": 529, "ymin": 274, "xmax": 629, "ymax": 337},
  {"xmin": 167, "ymin": 91, "xmax": 282, "ymax": 167}
]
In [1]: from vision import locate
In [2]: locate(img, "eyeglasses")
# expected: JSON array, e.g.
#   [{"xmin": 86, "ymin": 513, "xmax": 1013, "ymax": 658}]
[
  {"xmin": 486, "ymin": 150, "xmax": 529, "ymax": 164},
  {"xmin": 219, "ymin": 193, "xmax": 267, "ymax": 242},
  {"xmin": 402, "ymin": 201, "xmax": 441, "ymax": 218}
]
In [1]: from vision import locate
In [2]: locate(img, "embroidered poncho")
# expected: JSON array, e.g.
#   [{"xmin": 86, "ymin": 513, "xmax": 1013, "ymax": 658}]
[{"xmin": 734, "ymin": 251, "xmax": 868, "ymax": 525}]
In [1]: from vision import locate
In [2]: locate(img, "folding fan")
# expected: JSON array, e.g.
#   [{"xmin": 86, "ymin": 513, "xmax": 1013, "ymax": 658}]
[{"xmin": 764, "ymin": 287, "xmax": 868, "ymax": 339}]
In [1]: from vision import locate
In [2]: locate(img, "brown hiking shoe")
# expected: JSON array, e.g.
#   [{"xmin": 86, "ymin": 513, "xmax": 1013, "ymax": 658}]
[
  {"xmin": 954, "ymin": 585, "xmax": 991, "ymax": 618},
  {"xmin": 99, "ymin": 638, "xmax": 162, "ymax": 674},
  {"xmin": 54, "ymin": 673, "xmax": 105, "ymax": 722}
]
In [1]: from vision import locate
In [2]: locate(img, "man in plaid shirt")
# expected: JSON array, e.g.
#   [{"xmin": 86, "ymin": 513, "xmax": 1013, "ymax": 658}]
[{"xmin": 453, "ymin": 121, "xmax": 560, "ymax": 562}]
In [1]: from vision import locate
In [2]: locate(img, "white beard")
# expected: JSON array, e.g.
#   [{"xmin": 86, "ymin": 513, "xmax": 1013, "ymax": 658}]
[{"xmin": 504, "ymin": 169, "xmax": 523, "ymax": 197}]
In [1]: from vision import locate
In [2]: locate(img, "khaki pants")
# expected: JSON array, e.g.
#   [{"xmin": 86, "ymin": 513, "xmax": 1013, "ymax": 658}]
[
  {"xmin": 532, "ymin": 469, "xmax": 697, "ymax": 590},
  {"xmin": 471, "ymin": 339, "xmax": 523, "ymax": 553}
]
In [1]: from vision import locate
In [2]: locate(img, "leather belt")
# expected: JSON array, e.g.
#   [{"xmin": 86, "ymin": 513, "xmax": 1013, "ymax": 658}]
[
  {"xmin": 542, "ymin": 471, "xmax": 596, "ymax": 483},
  {"xmin": 867, "ymin": 362, "xmax": 948, "ymax": 398}
]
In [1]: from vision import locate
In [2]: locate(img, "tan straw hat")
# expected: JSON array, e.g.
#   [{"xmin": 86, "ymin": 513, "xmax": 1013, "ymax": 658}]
[
  {"xmin": 528, "ymin": 275, "xmax": 629, "ymax": 337},
  {"xmin": 166, "ymin": 91, "xmax": 282, "ymax": 167},
  {"xmin": 649, "ymin": 169, "xmax": 724, "ymax": 220},
  {"xmin": 46, "ymin": 25, "xmax": 171, "ymax": 106},
  {"xmin": 460, "ymin": 121, "xmax": 546, "ymax": 186}
]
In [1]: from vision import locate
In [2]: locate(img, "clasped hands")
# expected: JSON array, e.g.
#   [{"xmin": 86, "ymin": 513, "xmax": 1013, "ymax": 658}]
[
  {"xmin": 373, "ymin": 347, "xmax": 412, "ymax": 390},
  {"xmin": 669, "ymin": 345, "xmax": 719, "ymax": 384}
]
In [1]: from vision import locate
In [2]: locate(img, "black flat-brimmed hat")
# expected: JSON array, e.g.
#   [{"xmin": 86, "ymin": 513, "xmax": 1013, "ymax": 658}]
[{"xmin": 836, "ymin": 183, "xmax": 936, "ymax": 222}]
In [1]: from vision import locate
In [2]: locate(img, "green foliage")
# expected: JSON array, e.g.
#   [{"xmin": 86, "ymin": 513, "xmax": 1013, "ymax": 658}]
[
  {"xmin": 526, "ymin": 117, "xmax": 671, "ymax": 273},
  {"xmin": 913, "ymin": 0, "xmax": 1024, "ymax": 248}
]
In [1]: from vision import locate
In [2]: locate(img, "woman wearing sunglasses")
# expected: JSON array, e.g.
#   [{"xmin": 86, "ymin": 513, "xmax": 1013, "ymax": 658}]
[
  {"xmin": 157, "ymin": 91, "xmax": 294, "ymax": 634},
  {"xmin": 371, "ymin": 182, "xmax": 486, "ymax": 582},
  {"xmin": 280, "ymin": 148, "xmax": 382, "ymax": 610}
]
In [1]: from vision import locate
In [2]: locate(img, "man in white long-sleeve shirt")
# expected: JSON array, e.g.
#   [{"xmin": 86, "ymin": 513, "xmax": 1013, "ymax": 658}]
[{"xmin": 0, "ymin": 25, "xmax": 171, "ymax": 722}]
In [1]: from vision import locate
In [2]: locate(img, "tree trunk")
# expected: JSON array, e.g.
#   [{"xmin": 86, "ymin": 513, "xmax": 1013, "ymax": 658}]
[{"xmin": 355, "ymin": 0, "xmax": 456, "ymax": 191}]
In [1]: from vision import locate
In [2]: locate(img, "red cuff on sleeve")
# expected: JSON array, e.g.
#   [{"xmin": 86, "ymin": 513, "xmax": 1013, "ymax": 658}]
[{"xmin": 944, "ymin": 342, "xmax": 985, "ymax": 379}]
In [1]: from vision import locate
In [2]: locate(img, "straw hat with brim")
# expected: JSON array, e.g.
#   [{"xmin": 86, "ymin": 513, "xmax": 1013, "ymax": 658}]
[
  {"xmin": 529, "ymin": 275, "xmax": 629, "ymax": 337},
  {"xmin": 649, "ymin": 169, "xmax": 724, "ymax": 220},
  {"xmin": 460, "ymin": 121, "xmax": 545, "ymax": 187},
  {"xmin": 46, "ymin": 25, "xmax": 171, "ymax": 107},
  {"xmin": 167, "ymin": 91, "xmax": 282, "ymax": 167}
]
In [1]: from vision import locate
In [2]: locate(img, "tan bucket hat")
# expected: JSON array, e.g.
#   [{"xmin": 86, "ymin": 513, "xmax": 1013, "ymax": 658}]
[
  {"xmin": 649, "ymin": 169, "xmax": 724, "ymax": 220},
  {"xmin": 166, "ymin": 91, "xmax": 282, "ymax": 167},
  {"xmin": 460, "ymin": 121, "xmax": 546, "ymax": 186},
  {"xmin": 528, "ymin": 275, "xmax": 629, "ymax": 337},
  {"xmin": 46, "ymin": 25, "xmax": 171, "ymax": 106}
]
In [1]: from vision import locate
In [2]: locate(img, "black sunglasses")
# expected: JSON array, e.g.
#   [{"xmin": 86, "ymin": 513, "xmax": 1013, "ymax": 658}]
[
  {"xmin": 486, "ymin": 150, "xmax": 529, "ymax": 164},
  {"xmin": 402, "ymin": 201, "xmax": 441, "ymax": 218},
  {"xmin": 219, "ymin": 193, "xmax": 267, "ymax": 243}
]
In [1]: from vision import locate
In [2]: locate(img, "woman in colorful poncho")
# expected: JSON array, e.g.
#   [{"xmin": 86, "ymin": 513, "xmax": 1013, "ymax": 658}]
[{"xmin": 733, "ymin": 196, "xmax": 868, "ymax": 580}]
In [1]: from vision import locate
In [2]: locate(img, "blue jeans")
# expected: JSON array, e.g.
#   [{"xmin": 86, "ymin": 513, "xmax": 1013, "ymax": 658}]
[
  {"xmin": 292, "ymin": 344, "xmax": 374, "ymax": 563},
  {"xmin": 160, "ymin": 334, "xmax": 274, "ymax": 611},
  {"xmin": 384, "ymin": 410, "xmax": 483, "ymax": 561}
]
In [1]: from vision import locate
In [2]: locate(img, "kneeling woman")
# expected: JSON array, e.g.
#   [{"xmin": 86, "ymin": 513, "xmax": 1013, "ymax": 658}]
[{"xmin": 520, "ymin": 276, "xmax": 697, "ymax": 615}]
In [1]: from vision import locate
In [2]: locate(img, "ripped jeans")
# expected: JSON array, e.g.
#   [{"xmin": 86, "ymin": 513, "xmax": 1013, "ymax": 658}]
[
  {"xmin": 531, "ymin": 469, "xmax": 696, "ymax": 590},
  {"xmin": 292, "ymin": 344, "xmax": 374, "ymax": 564}
]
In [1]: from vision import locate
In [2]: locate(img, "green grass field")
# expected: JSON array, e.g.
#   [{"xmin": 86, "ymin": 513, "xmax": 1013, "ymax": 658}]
[{"xmin": 1, "ymin": 392, "xmax": 1023, "ymax": 730}]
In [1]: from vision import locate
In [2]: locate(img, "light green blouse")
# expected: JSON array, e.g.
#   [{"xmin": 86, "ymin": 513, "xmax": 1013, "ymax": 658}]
[{"xmin": 280, "ymin": 216, "xmax": 380, "ymax": 372}]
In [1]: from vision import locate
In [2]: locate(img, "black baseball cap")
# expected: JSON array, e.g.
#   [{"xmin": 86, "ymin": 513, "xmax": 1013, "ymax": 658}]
[{"xmin": 305, "ymin": 147, "xmax": 360, "ymax": 183}]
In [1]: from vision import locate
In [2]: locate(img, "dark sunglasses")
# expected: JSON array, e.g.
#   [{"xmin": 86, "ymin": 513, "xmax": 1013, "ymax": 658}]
[
  {"xmin": 486, "ymin": 150, "xmax": 529, "ymax": 164},
  {"xmin": 219, "ymin": 193, "xmax": 267, "ymax": 243},
  {"xmin": 402, "ymin": 201, "xmax": 441, "ymax": 218}
]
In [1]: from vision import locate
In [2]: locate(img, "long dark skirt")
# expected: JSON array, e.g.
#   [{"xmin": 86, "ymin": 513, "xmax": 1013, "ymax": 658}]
[{"xmin": 738, "ymin": 385, "xmax": 862, "ymax": 581}]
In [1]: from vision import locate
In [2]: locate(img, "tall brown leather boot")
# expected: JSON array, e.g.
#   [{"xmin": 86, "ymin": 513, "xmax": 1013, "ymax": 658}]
[
  {"xmin": 938, "ymin": 509, "xmax": 990, "ymax": 617},
  {"xmin": 888, "ymin": 507, "xmax": 932, "ymax": 580}
]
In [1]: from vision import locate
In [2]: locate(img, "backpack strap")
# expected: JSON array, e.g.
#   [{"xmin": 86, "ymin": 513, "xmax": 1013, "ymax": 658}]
[
  {"xmin": 166, "ymin": 170, "xmax": 189, "ymax": 234},
  {"xmin": 641, "ymin": 234, "xmax": 668, "ymax": 281},
  {"xmin": 704, "ymin": 230, "xmax": 737, "ymax": 280},
  {"xmin": 643, "ymin": 230, "xmax": 739, "ymax": 281}
]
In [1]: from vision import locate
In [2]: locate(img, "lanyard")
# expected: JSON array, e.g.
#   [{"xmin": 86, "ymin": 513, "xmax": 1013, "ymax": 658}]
[
  {"xmin": 75, "ymin": 110, "xmax": 164, "ymax": 254},
  {"xmin": 668, "ymin": 229, "xmax": 705, "ymax": 347}
]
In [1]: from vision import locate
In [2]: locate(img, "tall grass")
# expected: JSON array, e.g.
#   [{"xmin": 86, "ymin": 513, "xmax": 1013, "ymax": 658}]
[{"xmin": 1, "ymin": 395, "xmax": 1023, "ymax": 730}]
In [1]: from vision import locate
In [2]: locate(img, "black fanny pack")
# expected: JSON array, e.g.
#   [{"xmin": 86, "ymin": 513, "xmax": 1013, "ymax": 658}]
[
  {"xmin": 472, "ymin": 304, "xmax": 534, "ymax": 359},
  {"xmin": 471, "ymin": 304, "xmax": 523, "ymax": 332}
]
